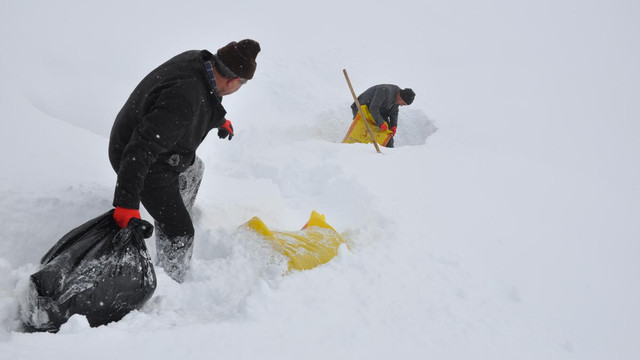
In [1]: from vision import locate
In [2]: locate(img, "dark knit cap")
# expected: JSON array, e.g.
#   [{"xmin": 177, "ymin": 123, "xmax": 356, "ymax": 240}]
[
  {"xmin": 216, "ymin": 39, "xmax": 261, "ymax": 79},
  {"xmin": 400, "ymin": 88, "xmax": 415, "ymax": 104}
]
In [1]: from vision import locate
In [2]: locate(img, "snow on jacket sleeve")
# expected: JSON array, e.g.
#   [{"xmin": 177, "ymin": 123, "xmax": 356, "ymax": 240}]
[{"xmin": 113, "ymin": 92, "xmax": 193, "ymax": 209}]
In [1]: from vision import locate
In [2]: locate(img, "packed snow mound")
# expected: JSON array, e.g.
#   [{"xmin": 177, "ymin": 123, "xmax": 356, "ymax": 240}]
[{"xmin": 392, "ymin": 108, "xmax": 438, "ymax": 147}]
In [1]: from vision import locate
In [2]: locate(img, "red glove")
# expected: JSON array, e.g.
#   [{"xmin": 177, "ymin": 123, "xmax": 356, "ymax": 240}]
[
  {"xmin": 113, "ymin": 206, "xmax": 141, "ymax": 228},
  {"xmin": 390, "ymin": 126, "xmax": 397, "ymax": 135},
  {"xmin": 218, "ymin": 119, "xmax": 234, "ymax": 140},
  {"xmin": 379, "ymin": 123, "xmax": 388, "ymax": 132}
]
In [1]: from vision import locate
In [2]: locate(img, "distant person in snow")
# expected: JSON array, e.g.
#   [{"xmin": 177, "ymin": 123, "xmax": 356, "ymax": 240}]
[
  {"xmin": 351, "ymin": 84, "xmax": 415, "ymax": 148},
  {"xmin": 108, "ymin": 39, "xmax": 261, "ymax": 283}
]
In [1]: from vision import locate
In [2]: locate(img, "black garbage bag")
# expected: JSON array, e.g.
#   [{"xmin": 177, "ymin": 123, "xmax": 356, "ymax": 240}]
[{"xmin": 21, "ymin": 209, "xmax": 156, "ymax": 332}]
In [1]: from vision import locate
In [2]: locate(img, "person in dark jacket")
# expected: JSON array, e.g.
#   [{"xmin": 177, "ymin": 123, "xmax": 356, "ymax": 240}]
[
  {"xmin": 108, "ymin": 39, "xmax": 261, "ymax": 283},
  {"xmin": 351, "ymin": 84, "xmax": 415, "ymax": 148}
]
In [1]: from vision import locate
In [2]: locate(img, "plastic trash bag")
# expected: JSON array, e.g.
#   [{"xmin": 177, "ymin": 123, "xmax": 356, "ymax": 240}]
[{"xmin": 21, "ymin": 210, "xmax": 156, "ymax": 332}]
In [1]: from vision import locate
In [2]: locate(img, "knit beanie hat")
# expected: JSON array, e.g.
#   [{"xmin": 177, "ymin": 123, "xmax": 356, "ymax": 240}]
[
  {"xmin": 400, "ymin": 88, "xmax": 415, "ymax": 104},
  {"xmin": 216, "ymin": 39, "xmax": 261, "ymax": 79}
]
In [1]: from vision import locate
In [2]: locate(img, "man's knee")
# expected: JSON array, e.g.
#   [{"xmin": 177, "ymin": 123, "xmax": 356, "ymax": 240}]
[
  {"xmin": 386, "ymin": 137, "xmax": 395, "ymax": 148},
  {"xmin": 157, "ymin": 220, "xmax": 195, "ymax": 239}
]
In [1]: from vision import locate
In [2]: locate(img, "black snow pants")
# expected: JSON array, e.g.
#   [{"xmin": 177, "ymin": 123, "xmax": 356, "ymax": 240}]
[
  {"xmin": 111, "ymin": 156, "xmax": 204, "ymax": 282},
  {"xmin": 139, "ymin": 157, "xmax": 203, "ymax": 240}
]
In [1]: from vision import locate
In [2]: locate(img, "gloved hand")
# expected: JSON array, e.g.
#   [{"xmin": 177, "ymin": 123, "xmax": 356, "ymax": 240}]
[
  {"xmin": 218, "ymin": 119, "xmax": 234, "ymax": 140},
  {"xmin": 113, "ymin": 206, "xmax": 141, "ymax": 228},
  {"xmin": 379, "ymin": 123, "xmax": 388, "ymax": 132},
  {"xmin": 390, "ymin": 126, "xmax": 397, "ymax": 135}
]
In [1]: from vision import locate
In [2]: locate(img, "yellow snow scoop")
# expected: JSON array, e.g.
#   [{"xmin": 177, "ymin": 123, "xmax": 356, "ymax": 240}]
[
  {"xmin": 342, "ymin": 104, "xmax": 393, "ymax": 147},
  {"xmin": 244, "ymin": 211, "xmax": 345, "ymax": 271}
]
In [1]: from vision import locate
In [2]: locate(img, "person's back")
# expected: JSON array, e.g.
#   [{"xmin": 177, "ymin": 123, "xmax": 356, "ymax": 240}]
[
  {"xmin": 109, "ymin": 50, "xmax": 224, "ymax": 176},
  {"xmin": 350, "ymin": 84, "xmax": 400, "ymax": 121}
]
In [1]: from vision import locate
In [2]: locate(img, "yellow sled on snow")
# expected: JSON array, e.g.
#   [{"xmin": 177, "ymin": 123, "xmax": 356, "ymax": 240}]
[
  {"xmin": 244, "ymin": 211, "xmax": 345, "ymax": 271},
  {"xmin": 342, "ymin": 105, "xmax": 393, "ymax": 146}
]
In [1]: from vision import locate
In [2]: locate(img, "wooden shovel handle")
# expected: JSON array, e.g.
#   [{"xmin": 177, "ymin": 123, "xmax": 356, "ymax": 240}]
[{"xmin": 343, "ymin": 69, "xmax": 381, "ymax": 153}]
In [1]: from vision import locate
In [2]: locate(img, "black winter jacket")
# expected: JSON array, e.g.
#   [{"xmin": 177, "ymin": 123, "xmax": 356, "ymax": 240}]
[
  {"xmin": 109, "ymin": 50, "xmax": 227, "ymax": 209},
  {"xmin": 350, "ymin": 84, "xmax": 401, "ymax": 128}
]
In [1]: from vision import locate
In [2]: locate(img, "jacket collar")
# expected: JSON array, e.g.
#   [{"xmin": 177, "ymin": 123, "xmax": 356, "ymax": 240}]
[{"xmin": 204, "ymin": 60, "xmax": 222, "ymax": 100}]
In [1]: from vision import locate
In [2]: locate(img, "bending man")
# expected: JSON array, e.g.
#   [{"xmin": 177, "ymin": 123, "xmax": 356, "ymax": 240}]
[
  {"xmin": 351, "ymin": 84, "xmax": 415, "ymax": 148},
  {"xmin": 108, "ymin": 39, "xmax": 260, "ymax": 282}
]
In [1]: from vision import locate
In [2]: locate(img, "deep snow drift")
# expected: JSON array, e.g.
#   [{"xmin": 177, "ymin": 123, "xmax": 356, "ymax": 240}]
[{"xmin": 1, "ymin": 1, "xmax": 639, "ymax": 359}]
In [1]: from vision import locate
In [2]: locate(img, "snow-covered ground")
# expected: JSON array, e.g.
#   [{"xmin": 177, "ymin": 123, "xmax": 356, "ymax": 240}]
[{"xmin": 1, "ymin": 1, "xmax": 639, "ymax": 359}]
